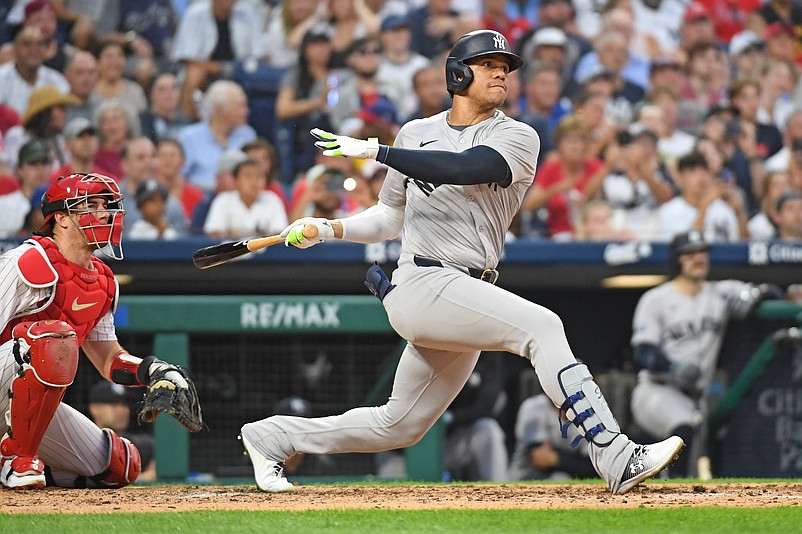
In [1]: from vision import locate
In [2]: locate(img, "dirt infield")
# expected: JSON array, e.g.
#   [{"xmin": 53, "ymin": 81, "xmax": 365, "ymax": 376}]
[{"xmin": 2, "ymin": 482, "xmax": 802, "ymax": 513}]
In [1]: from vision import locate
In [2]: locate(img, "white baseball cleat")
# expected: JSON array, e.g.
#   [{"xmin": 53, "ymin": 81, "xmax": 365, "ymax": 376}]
[
  {"xmin": 239, "ymin": 433, "xmax": 294, "ymax": 493},
  {"xmin": 613, "ymin": 436, "xmax": 685, "ymax": 495},
  {"xmin": 0, "ymin": 456, "xmax": 46, "ymax": 490}
]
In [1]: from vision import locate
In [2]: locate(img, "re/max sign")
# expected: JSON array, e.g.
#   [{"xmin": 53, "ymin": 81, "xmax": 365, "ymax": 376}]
[{"xmin": 240, "ymin": 302, "xmax": 341, "ymax": 329}]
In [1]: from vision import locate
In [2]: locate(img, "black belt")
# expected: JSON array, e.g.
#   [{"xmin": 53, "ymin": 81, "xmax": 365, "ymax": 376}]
[{"xmin": 413, "ymin": 256, "xmax": 499, "ymax": 284}]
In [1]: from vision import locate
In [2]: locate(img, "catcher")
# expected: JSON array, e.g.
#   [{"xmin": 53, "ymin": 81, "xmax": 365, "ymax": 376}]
[{"xmin": 0, "ymin": 173, "xmax": 203, "ymax": 490}]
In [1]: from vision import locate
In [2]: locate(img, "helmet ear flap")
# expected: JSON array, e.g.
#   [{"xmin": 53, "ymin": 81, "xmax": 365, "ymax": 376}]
[{"xmin": 445, "ymin": 58, "xmax": 473, "ymax": 95}]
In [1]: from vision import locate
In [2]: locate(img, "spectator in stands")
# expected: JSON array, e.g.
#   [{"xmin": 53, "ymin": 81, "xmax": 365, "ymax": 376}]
[
  {"xmin": 241, "ymin": 138, "xmax": 288, "ymax": 208},
  {"xmin": 407, "ymin": 0, "xmax": 477, "ymax": 60},
  {"xmin": 658, "ymin": 151, "xmax": 743, "ymax": 242},
  {"xmin": 648, "ymin": 56, "xmax": 685, "ymax": 96},
  {"xmin": 87, "ymin": 381, "xmax": 156, "ymax": 482},
  {"xmin": 677, "ymin": 41, "xmax": 727, "ymax": 136},
  {"xmin": 93, "ymin": 100, "xmax": 139, "ymax": 181},
  {"xmin": 749, "ymin": 171, "xmax": 794, "ymax": 240},
  {"xmin": 775, "ymin": 189, "xmax": 802, "ymax": 240},
  {"xmin": 766, "ymin": 109, "xmax": 802, "ymax": 174},
  {"xmin": 518, "ymin": 27, "xmax": 576, "ymax": 96},
  {"xmin": 96, "ymin": 0, "xmax": 179, "ymax": 89},
  {"xmin": 405, "ymin": 65, "xmax": 449, "ymax": 121},
  {"xmin": 728, "ymin": 30, "xmax": 766, "ymax": 82},
  {"xmin": 574, "ymin": 8, "xmax": 650, "ymax": 91},
  {"xmin": 520, "ymin": 115, "xmax": 606, "ymax": 240},
  {"xmin": 3, "ymin": 85, "xmax": 77, "ymax": 172},
  {"xmin": 274, "ymin": 25, "xmax": 336, "ymax": 183},
  {"xmin": 63, "ymin": 50, "xmax": 99, "ymax": 123},
  {"xmin": 479, "ymin": 0, "xmax": 529, "ymax": 51},
  {"xmin": 203, "ymin": 158, "xmax": 287, "ymax": 238},
  {"xmin": 570, "ymin": 86, "xmax": 617, "ymax": 160},
  {"xmin": 261, "ymin": 0, "xmax": 321, "ymax": 69},
  {"xmin": 746, "ymin": 0, "xmax": 802, "ymax": 51},
  {"xmin": 347, "ymin": 97, "xmax": 399, "ymax": 147},
  {"xmin": 645, "ymin": 86, "xmax": 696, "ymax": 165},
  {"xmin": 519, "ymin": 62, "xmax": 562, "ymax": 165},
  {"xmin": 154, "ymin": 138, "xmax": 205, "ymax": 224},
  {"xmin": 91, "ymin": 40, "xmax": 148, "ymax": 120},
  {"xmin": 697, "ymin": 0, "xmax": 760, "ymax": 43},
  {"xmin": 127, "ymin": 179, "xmax": 180, "ymax": 240},
  {"xmin": 171, "ymin": 0, "xmax": 266, "ymax": 119},
  {"xmin": 0, "ymin": 26, "xmax": 70, "ymax": 117},
  {"xmin": 139, "ymin": 72, "xmax": 192, "ymax": 145},
  {"xmin": 508, "ymin": 392, "xmax": 596, "ymax": 481},
  {"xmin": 120, "ymin": 136, "xmax": 187, "ymax": 235},
  {"xmin": 56, "ymin": 0, "xmax": 118, "ymax": 51},
  {"xmin": 677, "ymin": 1, "xmax": 718, "ymax": 54},
  {"xmin": 574, "ymin": 198, "xmax": 635, "ymax": 241},
  {"xmin": 0, "ymin": 0, "xmax": 69, "ymax": 72},
  {"xmin": 190, "ymin": 149, "xmax": 246, "ymax": 234},
  {"xmin": 287, "ymin": 163, "xmax": 352, "ymax": 221},
  {"xmin": 758, "ymin": 60, "xmax": 796, "ymax": 132},
  {"xmin": 325, "ymin": 0, "xmax": 380, "ymax": 69},
  {"xmin": 593, "ymin": 31, "xmax": 646, "ymax": 105},
  {"xmin": 376, "ymin": 15, "xmax": 430, "ymax": 123},
  {"xmin": 179, "ymin": 80, "xmax": 256, "ymax": 193},
  {"xmin": 762, "ymin": 21, "xmax": 799, "ymax": 65},
  {"xmin": 50, "ymin": 117, "xmax": 109, "ymax": 182},
  {"xmin": 729, "ymin": 79, "xmax": 784, "ymax": 161},
  {"xmin": 600, "ymin": 124, "xmax": 676, "ymax": 240},
  {"xmin": 0, "ymin": 139, "xmax": 51, "ymax": 237},
  {"xmin": 328, "ymin": 36, "xmax": 390, "ymax": 134}
]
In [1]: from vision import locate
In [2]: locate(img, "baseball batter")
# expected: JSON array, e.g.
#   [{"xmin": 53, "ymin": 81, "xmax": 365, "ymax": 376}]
[
  {"xmin": 0, "ymin": 173, "xmax": 201, "ymax": 490},
  {"xmin": 630, "ymin": 230, "xmax": 781, "ymax": 476},
  {"xmin": 241, "ymin": 30, "xmax": 683, "ymax": 494}
]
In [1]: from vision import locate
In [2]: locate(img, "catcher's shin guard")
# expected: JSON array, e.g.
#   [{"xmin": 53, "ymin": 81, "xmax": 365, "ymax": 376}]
[
  {"xmin": 557, "ymin": 363, "xmax": 621, "ymax": 448},
  {"xmin": 2, "ymin": 321, "xmax": 79, "ymax": 461},
  {"xmin": 87, "ymin": 429, "xmax": 141, "ymax": 488}
]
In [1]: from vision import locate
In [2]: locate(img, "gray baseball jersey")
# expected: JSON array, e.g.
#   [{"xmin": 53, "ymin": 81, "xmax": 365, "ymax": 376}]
[
  {"xmin": 630, "ymin": 278, "xmax": 754, "ymax": 438},
  {"xmin": 379, "ymin": 109, "xmax": 539, "ymax": 269}
]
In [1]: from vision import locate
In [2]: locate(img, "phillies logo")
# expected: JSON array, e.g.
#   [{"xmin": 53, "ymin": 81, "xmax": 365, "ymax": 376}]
[{"xmin": 493, "ymin": 34, "xmax": 506, "ymax": 50}]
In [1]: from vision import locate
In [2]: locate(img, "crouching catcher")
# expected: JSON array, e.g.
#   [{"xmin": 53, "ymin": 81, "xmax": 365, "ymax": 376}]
[{"xmin": 0, "ymin": 173, "xmax": 203, "ymax": 491}]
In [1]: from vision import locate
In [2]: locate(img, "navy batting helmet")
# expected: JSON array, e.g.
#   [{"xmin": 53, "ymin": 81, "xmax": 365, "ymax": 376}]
[
  {"xmin": 668, "ymin": 230, "xmax": 710, "ymax": 277},
  {"xmin": 445, "ymin": 30, "xmax": 523, "ymax": 95}
]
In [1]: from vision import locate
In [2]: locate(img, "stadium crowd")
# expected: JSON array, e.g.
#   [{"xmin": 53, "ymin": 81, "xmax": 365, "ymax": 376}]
[{"xmin": 0, "ymin": 0, "xmax": 798, "ymax": 243}]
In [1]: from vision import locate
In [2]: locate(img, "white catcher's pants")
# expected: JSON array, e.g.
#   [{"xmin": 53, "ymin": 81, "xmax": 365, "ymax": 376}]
[{"xmin": 242, "ymin": 254, "xmax": 631, "ymax": 476}]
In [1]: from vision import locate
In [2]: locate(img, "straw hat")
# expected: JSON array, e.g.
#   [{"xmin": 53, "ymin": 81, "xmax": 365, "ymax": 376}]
[{"xmin": 22, "ymin": 86, "xmax": 80, "ymax": 125}]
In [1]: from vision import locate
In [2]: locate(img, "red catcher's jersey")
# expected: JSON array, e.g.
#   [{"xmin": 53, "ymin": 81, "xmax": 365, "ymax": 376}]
[{"xmin": 1, "ymin": 236, "xmax": 116, "ymax": 344}]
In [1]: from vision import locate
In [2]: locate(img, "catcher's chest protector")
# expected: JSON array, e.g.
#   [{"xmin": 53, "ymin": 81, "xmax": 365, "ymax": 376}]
[{"xmin": 3, "ymin": 237, "xmax": 116, "ymax": 344}]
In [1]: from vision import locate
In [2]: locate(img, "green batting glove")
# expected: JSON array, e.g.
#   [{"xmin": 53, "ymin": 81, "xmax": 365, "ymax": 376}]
[{"xmin": 310, "ymin": 128, "xmax": 379, "ymax": 159}]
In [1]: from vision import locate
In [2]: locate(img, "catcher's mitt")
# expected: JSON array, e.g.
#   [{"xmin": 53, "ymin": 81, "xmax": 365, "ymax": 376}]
[{"xmin": 137, "ymin": 356, "xmax": 205, "ymax": 432}]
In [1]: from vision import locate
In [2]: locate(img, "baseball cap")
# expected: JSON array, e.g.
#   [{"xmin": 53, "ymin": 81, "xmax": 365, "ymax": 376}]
[
  {"xmin": 729, "ymin": 30, "xmax": 764, "ymax": 56},
  {"xmin": 216, "ymin": 150, "xmax": 247, "ymax": 175},
  {"xmin": 64, "ymin": 116, "xmax": 97, "ymax": 140},
  {"xmin": 18, "ymin": 138, "xmax": 51, "ymax": 165},
  {"xmin": 302, "ymin": 24, "xmax": 333, "ymax": 45},
  {"xmin": 577, "ymin": 64, "xmax": 615, "ymax": 84},
  {"xmin": 89, "ymin": 381, "xmax": 128, "ymax": 404},
  {"xmin": 683, "ymin": 1, "xmax": 709, "ymax": 23},
  {"xmin": 649, "ymin": 55, "xmax": 683, "ymax": 74},
  {"xmin": 532, "ymin": 27, "xmax": 567, "ymax": 48},
  {"xmin": 380, "ymin": 14, "xmax": 409, "ymax": 32},
  {"xmin": 135, "ymin": 179, "xmax": 168, "ymax": 208},
  {"xmin": 356, "ymin": 97, "xmax": 398, "ymax": 125},
  {"xmin": 628, "ymin": 122, "xmax": 658, "ymax": 143},
  {"xmin": 765, "ymin": 21, "xmax": 793, "ymax": 40},
  {"xmin": 776, "ymin": 189, "xmax": 802, "ymax": 212},
  {"xmin": 24, "ymin": 0, "xmax": 54, "ymax": 20}
]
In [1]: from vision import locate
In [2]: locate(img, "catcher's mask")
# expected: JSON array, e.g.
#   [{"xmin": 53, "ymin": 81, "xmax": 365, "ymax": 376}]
[
  {"xmin": 445, "ymin": 29, "xmax": 523, "ymax": 95},
  {"xmin": 40, "ymin": 173, "xmax": 126, "ymax": 260}
]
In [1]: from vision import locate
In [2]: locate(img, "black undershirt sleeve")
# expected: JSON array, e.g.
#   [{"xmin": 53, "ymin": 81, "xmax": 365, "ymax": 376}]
[{"xmin": 377, "ymin": 145, "xmax": 512, "ymax": 187}]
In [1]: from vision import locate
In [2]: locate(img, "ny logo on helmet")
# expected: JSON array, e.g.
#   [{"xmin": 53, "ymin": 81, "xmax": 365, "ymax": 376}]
[{"xmin": 493, "ymin": 34, "xmax": 506, "ymax": 50}]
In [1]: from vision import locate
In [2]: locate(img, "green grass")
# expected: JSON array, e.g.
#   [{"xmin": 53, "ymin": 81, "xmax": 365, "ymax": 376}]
[{"xmin": 4, "ymin": 508, "xmax": 802, "ymax": 534}]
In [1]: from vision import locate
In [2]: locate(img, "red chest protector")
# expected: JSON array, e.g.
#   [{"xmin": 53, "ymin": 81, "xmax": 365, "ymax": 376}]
[{"xmin": 2, "ymin": 237, "xmax": 117, "ymax": 344}]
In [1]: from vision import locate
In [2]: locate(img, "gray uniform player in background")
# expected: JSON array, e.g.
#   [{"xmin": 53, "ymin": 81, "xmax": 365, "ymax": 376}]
[
  {"xmin": 630, "ymin": 230, "xmax": 783, "ymax": 477},
  {"xmin": 240, "ymin": 30, "xmax": 683, "ymax": 494}
]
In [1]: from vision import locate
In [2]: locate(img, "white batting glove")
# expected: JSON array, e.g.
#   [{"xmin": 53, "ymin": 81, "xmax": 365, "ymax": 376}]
[
  {"xmin": 280, "ymin": 217, "xmax": 335, "ymax": 249},
  {"xmin": 311, "ymin": 128, "xmax": 379, "ymax": 159}
]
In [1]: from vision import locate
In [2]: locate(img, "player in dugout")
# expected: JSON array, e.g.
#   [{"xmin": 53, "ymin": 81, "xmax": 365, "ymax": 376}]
[
  {"xmin": 0, "ymin": 172, "xmax": 202, "ymax": 490},
  {"xmin": 241, "ymin": 29, "xmax": 684, "ymax": 495}
]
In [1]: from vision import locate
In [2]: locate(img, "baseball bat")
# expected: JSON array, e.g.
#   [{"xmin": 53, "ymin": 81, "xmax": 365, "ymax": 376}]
[{"xmin": 192, "ymin": 224, "xmax": 319, "ymax": 269}]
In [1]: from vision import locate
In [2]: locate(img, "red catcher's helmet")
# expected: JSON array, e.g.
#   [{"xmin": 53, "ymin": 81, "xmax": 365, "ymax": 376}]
[{"xmin": 40, "ymin": 173, "xmax": 126, "ymax": 259}]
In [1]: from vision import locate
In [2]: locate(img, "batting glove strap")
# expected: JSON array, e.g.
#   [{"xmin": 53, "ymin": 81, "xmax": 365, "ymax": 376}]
[{"xmin": 311, "ymin": 128, "xmax": 382, "ymax": 159}]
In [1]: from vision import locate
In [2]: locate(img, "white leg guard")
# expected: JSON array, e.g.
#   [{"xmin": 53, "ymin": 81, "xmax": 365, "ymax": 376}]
[{"xmin": 557, "ymin": 363, "xmax": 685, "ymax": 494}]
